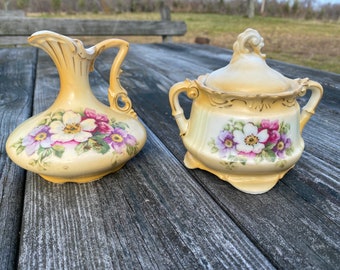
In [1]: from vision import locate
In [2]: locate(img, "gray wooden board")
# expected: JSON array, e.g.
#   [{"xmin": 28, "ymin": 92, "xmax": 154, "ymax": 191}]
[
  {"xmin": 94, "ymin": 43, "xmax": 340, "ymax": 269},
  {"xmin": 0, "ymin": 18, "xmax": 187, "ymax": 37},
  {"xmin": 0, "ymin": 48, "xmax": 37, "ymax": 269},
  {"xmin": 18, "ymin": 50, "xmax": 275, "ymax": 269}
]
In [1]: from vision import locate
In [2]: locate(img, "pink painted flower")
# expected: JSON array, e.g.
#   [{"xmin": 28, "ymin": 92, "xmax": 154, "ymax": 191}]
[
  {"xmin": 96, "ymin": 121, "xmax": 113, "ymax": 134},
  {"xmin": 83, "ymin": 108, "xmax": 113, "ymax": 134},
  {"xmin": 22, "ymin": 125, "xmax": 53, "ymax": 156},
  {"xmin": 259, "ymin": 119, "xmax": 280, "ymax": 144},
  {"xmin": 84, "ymin": 108, "xmax": 109, "ymax": 123}
]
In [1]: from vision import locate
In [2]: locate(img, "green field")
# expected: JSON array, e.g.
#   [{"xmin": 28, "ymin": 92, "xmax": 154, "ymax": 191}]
[
  {"xmin": 172, "ymin": 13, "xmax": 340, "ymax": 74},
  {"xmin": 33, "ymin": 12, "xmax": 340, "ymax": 73}
]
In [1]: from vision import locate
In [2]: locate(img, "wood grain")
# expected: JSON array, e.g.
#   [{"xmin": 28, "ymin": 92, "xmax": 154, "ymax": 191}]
[
  {"xmin": 0, "ymin": 48, "xmax": 37, "ymax": 269},
  {"xmin": 94, "ymin": 43, "xmax": 340, "ymax": 269},
  {"xmin": 1, "ymin": 43, "xmax": 338, "ymax": 269},
  {"xmin": 17, "ymin": 51, "xmax": 274, "ymax": 269},
  {"xmin": 0, "ymin": 18, "xmax": 187, "ymax": 37}
]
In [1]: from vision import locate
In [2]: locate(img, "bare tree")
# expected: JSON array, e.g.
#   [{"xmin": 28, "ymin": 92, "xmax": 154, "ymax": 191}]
[
  {"xmin": 260, "ymin": 0, "xmax": 266, "ymax": 15},
  {"xmin": 1, "ymin": 0, "xmax": 12, "ymax": 10},
  {"xmin": 247, "ymin": 0, "xmax": 255, "ymax": 18}
]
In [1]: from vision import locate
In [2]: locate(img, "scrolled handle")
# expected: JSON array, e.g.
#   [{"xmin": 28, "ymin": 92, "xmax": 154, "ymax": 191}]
[
  {"xmin": 298, "ymin": 78, "xmax": 323, "ymax": 133},
  {"xmin": 169, "ymin": 79, "xmax": 199, "ymax": 136},
  {"xmin": 93, "ymin": 39, "xmax": 136, "ymax": 118}
]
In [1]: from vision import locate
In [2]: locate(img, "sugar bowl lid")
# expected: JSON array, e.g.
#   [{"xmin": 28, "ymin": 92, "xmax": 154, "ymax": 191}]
[{"xmin": 204, "ymin": 28, "xmax": 299, "ymax": 94}]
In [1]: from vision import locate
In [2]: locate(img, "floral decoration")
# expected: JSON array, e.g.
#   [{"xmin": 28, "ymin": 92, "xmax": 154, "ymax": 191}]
[
  {"xmin": 12, "ymin": 108, "xmax": 138, "ymax": 168},
  {"xmin": 209, "ymin": 119, "xmax": 294, "ymax": 167}
]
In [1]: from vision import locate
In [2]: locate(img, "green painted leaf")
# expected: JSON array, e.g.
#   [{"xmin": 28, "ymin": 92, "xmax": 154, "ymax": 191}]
[
  {"xmin": 266, "ymin": 149, "xmax": 277, "ymax": 162},
  {"xmin": 52, "ymin": 111, "xmax": 64, "ymax": 121},
  {"xmin": 113, "ymin": 122, "xmax": 129, "ymax": 130},
  {"xmin": 75, "ymin": 141, "xmax": 91, "ymax": 155},
  {"xmin": 38, "ymin": 147, "xmax": 53, "ymax": 161},
  {"xmin": 265, "ymin": 143, "xmax": 276, "ymax": 150},
  {"xmin": 280, "ymin": 122, "xmax": 291, "ymax": 134},
  {"xmin": 88, "ymin": 137, "xmax": 110, "ymax": 154},
  {"xmin": 285, "ymin": 146, "xmax": 294, "ymax": 156},
  {"xmin": 16, "ymin": 145, "xmax": 25, "ymax": 155},
  {"xmin": 52, "ymin": 145, "xmax": 65, "ymax": 158},
  {"xmin": 276, "ymin": 160, "xmax": 287, "ymax": 168},
  {"xmin": 208, "ymin": 138, "xmax": 219, "ymax": 153},
  {"xmin": 12, "ymin": 139, "xmax": 25, "ymax": 155},
  {"xmin": 127, "ymin": 145, "xmax": 138, "ymax": 156},
  {"xmin": 234, "ymin": 121, "xmax": 244, "ymax": 131}
]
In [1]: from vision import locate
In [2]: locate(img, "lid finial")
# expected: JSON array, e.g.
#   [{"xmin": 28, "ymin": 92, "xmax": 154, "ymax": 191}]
[{"xmin": 231, "ymin": 28, "xmax": 266, "ymax": 63}]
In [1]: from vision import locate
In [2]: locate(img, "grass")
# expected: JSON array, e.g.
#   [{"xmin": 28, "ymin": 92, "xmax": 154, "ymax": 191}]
[
  {"xmin": 30, "ymin": 12, "xmax": 340, "ymax": 73},
  {"xmin": 172, "ymin": 13, "xmax": 340, "ymax": 74}
]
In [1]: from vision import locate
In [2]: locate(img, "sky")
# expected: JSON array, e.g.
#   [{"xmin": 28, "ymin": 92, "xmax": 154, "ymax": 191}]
[{"xmin": 317, "ymin": 0, "xmax": 340, "ymax": 4}]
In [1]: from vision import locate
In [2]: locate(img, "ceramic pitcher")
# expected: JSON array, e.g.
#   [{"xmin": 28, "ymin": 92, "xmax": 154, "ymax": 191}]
[
  {"xmin": 6, "ymin": 31, "xmax": 146, "ymax": 184},
  {"xmin": 169, "ymin": 28, "xmax": 323, "ymax": 194}
]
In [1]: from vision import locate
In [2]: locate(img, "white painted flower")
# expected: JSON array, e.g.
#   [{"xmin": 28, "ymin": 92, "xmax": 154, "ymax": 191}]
[
  {"xmin": 50, "ymin": 111, "xmax": 96, "ymax": 143},
  {"xmin": 233, "ymin": 123, "xmax": 269, "ymax": 154}
]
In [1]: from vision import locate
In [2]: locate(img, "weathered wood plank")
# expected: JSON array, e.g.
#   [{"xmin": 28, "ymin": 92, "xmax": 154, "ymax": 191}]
[
  {"xmin": 18, "ymin": 50, "xmax": 274, "ymax": 269},
  {"xmin": 0, "ymin": 47, "xmax": 37, "ymax": 269},
  {"xmin": 0, "ymin": 10, "xmax": 25, "ymax": 17},
  {"xmin": 0, "ymin": 36, "xmax": 28, "ymax": 47},
  {"xmin": 94, "ymin": 43, "xmax": 340, "ymax": 269},
  {"xmin": 0, "ymin": 18, "xmax": 187, "ymax": 37},
  {"xmin": 117, "ymin": 43, "xmax": 340, "ymax": 218}
]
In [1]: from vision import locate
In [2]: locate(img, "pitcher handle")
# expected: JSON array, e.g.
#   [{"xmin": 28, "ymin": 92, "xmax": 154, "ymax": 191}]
[
  {"xmin": 298, "ymin": 78, "xmax": 323, "ymax": 133},
  {"xmin": 93, "ymin": 39, "xmax": 136, "ymax": 118},
  {"xmin": 169, "ymin": 79, "xmax": 199, "ymax": 136}
]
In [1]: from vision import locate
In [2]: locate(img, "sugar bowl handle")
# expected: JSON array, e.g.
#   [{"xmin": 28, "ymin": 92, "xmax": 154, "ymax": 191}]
[
  {"xmin": 169, "ymin": 79, "xmax": 199, "ymax": 136},
  {"xmin": 298, "ymin": 78, "xmax": 323, "ymax": 133}
]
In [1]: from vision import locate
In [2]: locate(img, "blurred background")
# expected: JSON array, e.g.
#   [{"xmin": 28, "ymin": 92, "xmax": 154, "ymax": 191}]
[
  {"xmin": 1, "ymin": 0, "xmax": 339, "ymax": 19},
  {"xmin": 1, "ymin": 0, "xmax": 339, "ymax": 73}
]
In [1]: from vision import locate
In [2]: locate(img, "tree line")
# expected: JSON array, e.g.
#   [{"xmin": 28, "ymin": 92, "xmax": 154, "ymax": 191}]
[{"xmin": 1, "ymin": 0, "xmax": 339, "ymax": 21}]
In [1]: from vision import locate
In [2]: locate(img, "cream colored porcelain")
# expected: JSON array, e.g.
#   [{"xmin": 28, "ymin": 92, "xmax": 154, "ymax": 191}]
[
  {"xmin": 169, "ymin": 28, "xmax": 323, "ymax": 194},
  {"xmin": 6, "ymin": 31, "xmax": 146, "ymax": 184}
]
